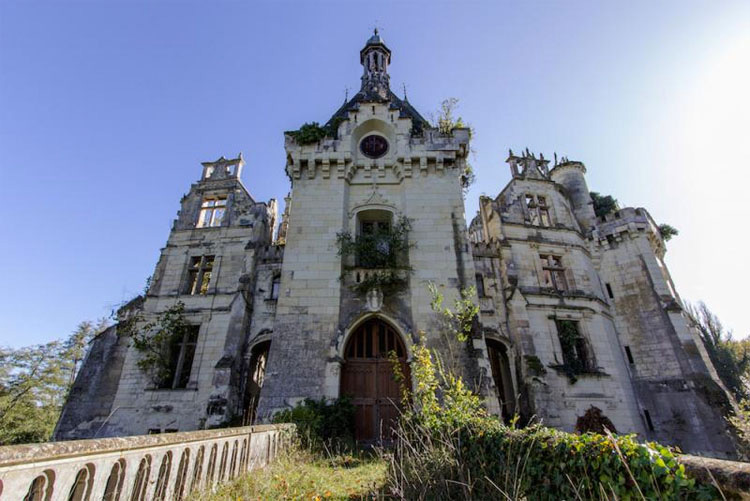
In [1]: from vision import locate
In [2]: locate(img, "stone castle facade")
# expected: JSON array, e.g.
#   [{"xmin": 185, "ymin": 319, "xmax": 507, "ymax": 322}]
[{"xmin": 55, "ymin": 32, "xmax": 736, "ymax": 457}]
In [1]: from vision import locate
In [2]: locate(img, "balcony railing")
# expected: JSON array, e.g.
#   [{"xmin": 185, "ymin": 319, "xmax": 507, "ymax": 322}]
[{"xmin": 0, "ymin": 423, "xmax": 293, "ymax": 500}]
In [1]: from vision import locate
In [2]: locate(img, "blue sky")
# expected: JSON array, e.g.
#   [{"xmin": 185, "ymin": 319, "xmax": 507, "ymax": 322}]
[{"xmin": 1, "ymin": 0, "xmax": 748, "ymax": 347}]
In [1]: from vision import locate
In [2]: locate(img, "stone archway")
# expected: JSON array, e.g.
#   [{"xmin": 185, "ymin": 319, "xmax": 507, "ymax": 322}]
[
  {"xmin": 243, "ymin": 340, "xmax": 270, "ymax": 425},
  {"xmin": 486, "ymin": 339, "xmax": 516, "ymax": 422},
  {"xmin": 340, "ymin": 318, "xmax": 410, "ymax": 443}
]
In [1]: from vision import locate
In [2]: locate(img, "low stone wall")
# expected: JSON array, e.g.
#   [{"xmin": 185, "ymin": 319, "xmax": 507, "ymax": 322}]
[
  {"xmin": 680, "ymin": 454, "xmax": 750, "ymax": 500},
  {"xmin": 0, "ymin": 424, "xmax": 293, "ymax": 500}
]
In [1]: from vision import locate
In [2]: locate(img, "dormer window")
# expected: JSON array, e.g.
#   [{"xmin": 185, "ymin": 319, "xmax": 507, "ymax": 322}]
[
  {"xmin": 525, "ymin": 194, "xmax": 551, "ymax": 227},
  {"xmin": 198, "ymin": 197, "xmax": 226, "ymax": 228}
]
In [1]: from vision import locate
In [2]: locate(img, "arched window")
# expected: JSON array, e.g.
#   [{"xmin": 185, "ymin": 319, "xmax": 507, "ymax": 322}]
[
  {"xmin": 23, "ymin": 470, "xmax": 55, "ymax": 501},
  {"xmin": 67, "ymin": 463, "xmax": 95, "ymax": 501},
  {"xmin": 129, "ymin": 456, "xmax": 151, "ymax": 501},
  {"xmin": 218, "ymin": 442, "xmax": 229, "ymax": 482},
  {"xmin": 486, "ymin": 339, "xmax": 516, "ymax": 423},
  {"xmin": 205, "ymin": 444, "xmax": 217, "ymax": 485},
  {"xmin": 153, "ymin": 452, "xmax": 172, "ymax": 501},
  {"xmin": 173, "ymin": 448, "xmax": 190, "ymax": 501},
  {"xmin": 190, "ymin": 446, "xmax": 205, "ymax": 493},
  {"xmin": 102, "ymin": 459, "xmax": 126, "ymax": 501}
]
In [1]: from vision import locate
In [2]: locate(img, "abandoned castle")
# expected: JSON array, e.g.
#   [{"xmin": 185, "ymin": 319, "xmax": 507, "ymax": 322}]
[{"xmin": 55, "ymin": 32, "xmax": 737, "ymax": 457}]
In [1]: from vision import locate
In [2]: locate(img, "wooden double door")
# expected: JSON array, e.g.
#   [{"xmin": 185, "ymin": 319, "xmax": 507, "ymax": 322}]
[{"xmin": 340, "ymin": 319, "xmax": 410, "ymax": 443}]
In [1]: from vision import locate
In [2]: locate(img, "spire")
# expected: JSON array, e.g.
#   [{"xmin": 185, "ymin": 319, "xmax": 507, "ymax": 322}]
[{"xmin": 359, "ymin": 28, "xmax": 392, "ymax": 98}]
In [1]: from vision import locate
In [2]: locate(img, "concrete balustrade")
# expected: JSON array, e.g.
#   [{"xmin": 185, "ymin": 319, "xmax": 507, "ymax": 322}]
[{"xmin": 0, "ymin": 424, "xmax": 293, "ymax": 500}]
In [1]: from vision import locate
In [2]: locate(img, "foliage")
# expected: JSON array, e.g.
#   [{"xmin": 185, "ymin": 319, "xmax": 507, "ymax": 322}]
[
  {"xmin": 0, "ymin": 320, "xmax": 105, "ymax": 445},
  {"xmin": 287, "ymin": 118, "xmax": 345, "ymax": 145},
  {"xmin": 460, "ymin": 163, "xmax": 476, "ymax": 197},
  {"xmin": 687, "ymin": 301, "xmax": 750, "ymax": 401},
  {"xmin": 194, "ymin": 447, "xmax": 387, "ymax": 501},
  {"xmin": 590, "ymin": 191, "xmax": 618, "ymax": 218},
  {"xmin": 728, "ymin": 398, "xmax": 750, "ymax": 456},
  {"xmin": 432, "ymin": 97, "xmax": 474, "ymax": 138},
  {"xmin": 336, "ymin": 216, "xmax": 412, "ymax": 270},
  {"xmin": 659, "ymin": 223, "xmax": 680, "ymax": 242},
  {"xmin": 524, "ymin": 355, "xmax": 547, "ymax": 376},
  {"xmin": 272, "ymin": 397, "xmax": 356, "ymax": 451},
  {"xmin": 126, "ymin": 301, "xmax": 190, "ymax": 388},
  {"xmin": 383, "ymin": 287, "xmax": 716, "ymax": 500},
  {"xmin": 428, "ymin": 283, "xmax": 479, "ymax": 343}
]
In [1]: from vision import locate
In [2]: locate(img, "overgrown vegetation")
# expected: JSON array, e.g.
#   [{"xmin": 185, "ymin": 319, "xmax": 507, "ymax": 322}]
[
  {"xmin": 0, "ymin": 320, "xmax": 107, "ymax": 445},
  {"xmin": 431, "ymin": 97, "xmax": 476, "ymax": 196},
  {"xmin": 124, "ymin": 301, "xmax": 191, "ymax": 388},
  {"xmin": 286, "ymin": 118, "xmax": 345, "ymax": 145},
  {"xmin": 337, "ymin": 216, "xmax": 412, "ymax": 295},
  {"xmin": 659, "ymin": 223, "xmax": 680, "ymax": 242},
  {"xmin": 378, "ymin": 286, "xmax": 721, "ymax": 499},
  {"xmin": 688, "ymin": 301, "xmax": 750, "ymax": 402},
  {"xmin": 590, "ymin": 191, "xmax": 618, "ymax": 218},
  {"xmin": 195, "ymin": 447, "xmax": 387, "ymax": 501},
  {"xmin": 272, "ymin": 397, "xmax": 356, "ymax": 452}
]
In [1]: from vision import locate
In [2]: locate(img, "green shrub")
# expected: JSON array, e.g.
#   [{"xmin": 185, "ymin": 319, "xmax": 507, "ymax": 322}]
[{"xmin": 272, "ymin": 397, "xmax": 355, "ymax": 451}]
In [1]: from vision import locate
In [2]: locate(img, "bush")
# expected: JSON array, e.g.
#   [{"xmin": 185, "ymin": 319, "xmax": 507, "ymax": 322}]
[{"xmin": 272, "ymin": 397, "xmax": 355, "ymax": 451}]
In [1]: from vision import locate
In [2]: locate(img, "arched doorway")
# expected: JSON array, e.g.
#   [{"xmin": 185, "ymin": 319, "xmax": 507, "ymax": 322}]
[
  {"xmin": 486, "ymin": 339, "xmax": 515, "ymax": 423},
  {"xmin": 243, "ymin": 340, "xmax": 270, "ymax": 425},
  {"xmin": 340, "ymin": 318, "xmax": 410, "ymax": 443}
]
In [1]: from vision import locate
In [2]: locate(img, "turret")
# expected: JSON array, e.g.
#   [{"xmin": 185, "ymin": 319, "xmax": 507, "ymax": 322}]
[
  {"xmin": 549, "ymin": 160, "xmax": 597, "ymax": 233},
  {"xmin": 359, "ymin": 29, "xmax": 391, "ymax": 98}
]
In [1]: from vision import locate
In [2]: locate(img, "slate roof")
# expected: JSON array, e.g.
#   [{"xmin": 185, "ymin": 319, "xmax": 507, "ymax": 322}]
[{"xmin": 324, "ymin": 89, "xmax": 430, "ymax": 131}]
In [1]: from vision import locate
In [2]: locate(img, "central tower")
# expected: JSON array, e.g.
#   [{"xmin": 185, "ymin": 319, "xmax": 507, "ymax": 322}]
[{"xmin": 255, "ymin": 32, "xmax": 498, "ymax": 440}]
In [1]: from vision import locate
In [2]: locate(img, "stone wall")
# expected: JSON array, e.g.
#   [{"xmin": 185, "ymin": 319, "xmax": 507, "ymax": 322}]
[{"xmin": 0, "ymin": 424, "xmax": 293, "ymax": 500}]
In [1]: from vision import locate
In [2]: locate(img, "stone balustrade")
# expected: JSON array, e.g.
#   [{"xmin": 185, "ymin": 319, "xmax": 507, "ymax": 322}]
[{"xmin": 0, "ymin": 423, "xmax": 293, "ymax": 500}]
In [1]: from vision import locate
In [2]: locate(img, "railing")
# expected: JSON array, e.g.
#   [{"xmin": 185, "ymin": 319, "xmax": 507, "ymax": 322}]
[{"xmin": 0, "ymin": 423, "xmax": 293, "ymax": 500}]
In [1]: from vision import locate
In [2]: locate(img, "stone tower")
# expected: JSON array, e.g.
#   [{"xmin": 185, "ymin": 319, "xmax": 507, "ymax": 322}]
[{"xmin": 255, "ymin": 31, "xmax": 499, "ymax": 436}]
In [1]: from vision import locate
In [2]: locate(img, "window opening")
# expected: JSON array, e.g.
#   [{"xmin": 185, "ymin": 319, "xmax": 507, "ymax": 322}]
[
  {"xmin": 540, "ymin": 255, "xmax": 568, "ymax": 291},
  {"xmin": 525, "ymin": 194, "xmax": 551, "ymax": 227},
  {"xmin": 270, "ymin": 275, "xmax": 281, "ymax": 300},
  {"xmin": 644, "ymin": 409, "xmax": 655, "ymax": 431},
  {"xmin": 555, "ymin": 320, "xmax": 592, "ymax": 372},
  {"xmin": 197, "ymin": 196, "xmax": 227, "ymax": 228},
  {"xmin": 625, "ymin": 346, "xmax": 635, "ymax": 364},
  {"xmin": 186, "ymin": 255, "xmax": 215, "ymax": 295},
  {"xmin": 162, "ymin": 325, "xmax": 199, "ymax": 389},
  {"xmin": 476, "ymin": 274, "xmax": 486, "ymax": 297},
  {"xmin": 605, "ymin": 283, "xmax": 614, "ymax": 299}
]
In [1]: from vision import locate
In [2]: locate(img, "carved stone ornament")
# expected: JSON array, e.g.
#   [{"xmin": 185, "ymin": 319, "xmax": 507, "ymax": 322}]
[{"xmin": 366, "ymin": 287, "xmax": 384, "ymax": 312}]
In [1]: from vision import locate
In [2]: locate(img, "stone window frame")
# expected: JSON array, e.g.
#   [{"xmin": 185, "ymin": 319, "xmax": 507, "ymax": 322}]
[
  {"xmin": 523, "ymin": 193, "xmax": 553, "ymax": 228},
  {"xmin": 538, "ymin": 253, "xmax": 568, "ymax": 292},
  {"xmin": 269, "ymin": 273, "xmax": 281, "ymax": 301},
  {"xmin": 197, "ymin": 195, "xmax": 228, "ymax": 228},
  {"xmin": 160, "ymin": 324, "xmax": 200, "ymax": 390},
  {"xmin": 550, "ymin": 314, "xmax": 598, "ymax": 373},
  {"xmin": 184, "ymin": 255, "xmax": 216, "ymax": 295}
]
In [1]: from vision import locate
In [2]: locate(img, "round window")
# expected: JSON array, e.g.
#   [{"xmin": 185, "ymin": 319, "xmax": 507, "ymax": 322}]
[{"xmin": 359, "ymin": 135, "xmax": 389, "ymax": 159}]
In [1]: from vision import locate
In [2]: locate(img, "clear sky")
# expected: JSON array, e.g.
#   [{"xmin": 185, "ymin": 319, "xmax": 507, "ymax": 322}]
[{"xmin": 1, "ymin": 0, "xmax": 749, "ymax": 347}]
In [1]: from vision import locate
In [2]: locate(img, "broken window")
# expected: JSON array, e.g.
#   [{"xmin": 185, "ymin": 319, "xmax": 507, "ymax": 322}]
[
  {"xmin": 197, "ymin": 196, "xmax": 227, "ymax": 228},
  {"xmin": 540, "ymin": 254, "xmax": 568, "ymax": 291},
  {"xmin": 161, "ymin": 325, "xmax": 199, "ymax": 390},
  {"xmin": 524, "ymin": 194, "xmax": 552, "ymax": 227},
  {"xmin": 186, "ymin": 256, "xmax": 215, "ymax": 295},
  {"xmin": 556, "ymin": 320, "xmax": 592, "ymax": 372}
]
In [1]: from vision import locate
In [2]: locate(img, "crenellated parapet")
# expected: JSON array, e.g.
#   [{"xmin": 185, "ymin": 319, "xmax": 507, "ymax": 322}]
[{"xmin": 593, "ymin": 207, "xmax": 665, "ymax": 258}]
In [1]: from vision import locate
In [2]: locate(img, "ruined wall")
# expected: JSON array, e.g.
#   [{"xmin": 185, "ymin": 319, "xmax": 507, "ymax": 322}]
[{"xmin": 54, "ymin": 325, "xmax": 130, "ymax": 440}]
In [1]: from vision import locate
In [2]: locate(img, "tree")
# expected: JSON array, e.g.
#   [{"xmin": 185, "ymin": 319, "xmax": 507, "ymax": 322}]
[
  {"xmin": 0, "ymin": 320, "xmax": 105, "ymax": 445},
  {"xmin": 658, "ymin": 223, "xmax": 679, "ymax": 242},
  {"xmin": 590, "ymin": 192, "xmax": 618, "ymax": 218},
  {"xmin": 687, "ymin": 301, "xmax": 750, "ymax": 401}
]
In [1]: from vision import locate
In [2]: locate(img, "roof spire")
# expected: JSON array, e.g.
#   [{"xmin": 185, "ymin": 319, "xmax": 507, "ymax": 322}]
[{"xmin": 360, "ymin": 28, "xmax": 391, "ymax": 98}]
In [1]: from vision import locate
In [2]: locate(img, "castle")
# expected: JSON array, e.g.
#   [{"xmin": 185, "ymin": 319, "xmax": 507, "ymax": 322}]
[{"xmin": 55, "ymin": 32, "xmax": 736, "ymax": 457}]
